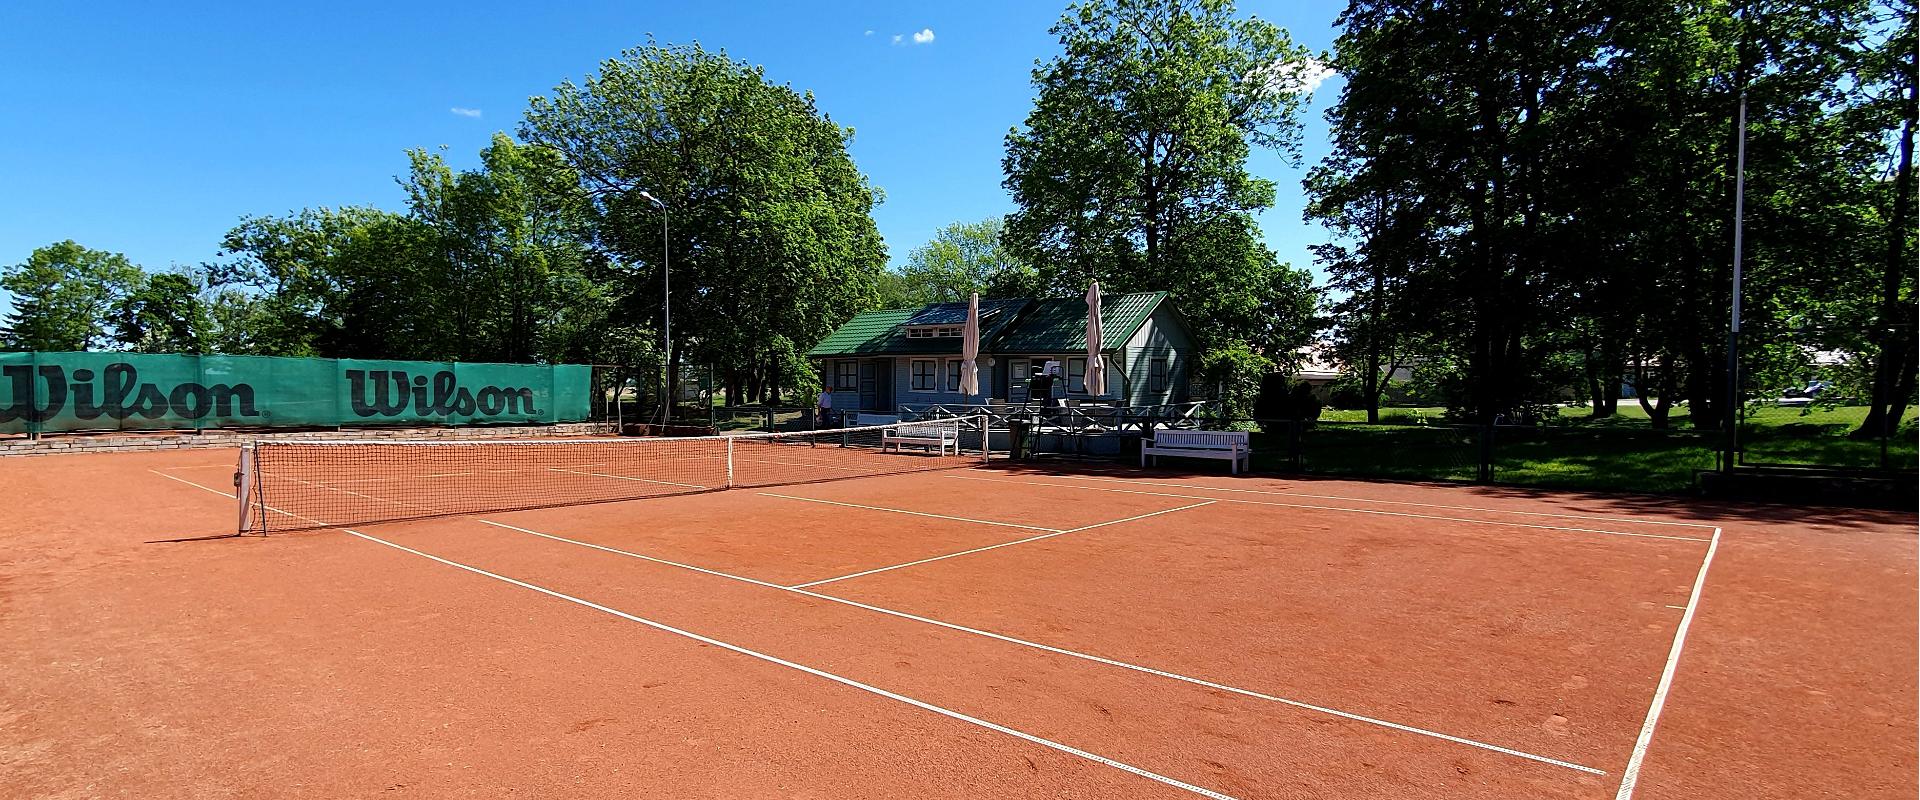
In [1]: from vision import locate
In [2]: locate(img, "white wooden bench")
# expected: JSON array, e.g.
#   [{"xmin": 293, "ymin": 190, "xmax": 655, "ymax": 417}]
[
  {"xmin": 882, "ymin": 422, "xmax": 959, "ymax": 456},
  {"xmin": 853, "ymin": 413, "xmax": 901, "ymax": 427},
  {"xmin": 1140, "ymin": 430, "xmax": 1250, "ymax": 474}
]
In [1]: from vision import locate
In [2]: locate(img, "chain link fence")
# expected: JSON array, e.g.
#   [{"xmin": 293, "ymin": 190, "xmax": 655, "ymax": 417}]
[{"xmin": 1151, "ymin": 416, "xmax": 1721, "ymax": 494}]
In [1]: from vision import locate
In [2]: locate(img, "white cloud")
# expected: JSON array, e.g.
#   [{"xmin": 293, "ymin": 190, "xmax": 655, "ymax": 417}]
[
  {"xmin": 864, "ymin": 29, "xmax": 874, "ymax": 36},
  {"xmin": 449, "ymin": 107, "xmax": 483, "ymax": 118},
  {"xmin": 911, "ymin": 28, "xmax": 935, "ymax": 44},
  {"xmin": 1250, "ymin": 56, "xmax": 1335, "ymax": 96},
  {"xmin": 891, "ymin": 34, "xmax": 902, "ymax": 44}
]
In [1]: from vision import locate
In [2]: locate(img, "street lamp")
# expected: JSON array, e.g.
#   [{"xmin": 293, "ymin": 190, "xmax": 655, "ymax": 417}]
[{"xmin": 638, "ymin": 190, "xmax": 669, "ymax": 425}]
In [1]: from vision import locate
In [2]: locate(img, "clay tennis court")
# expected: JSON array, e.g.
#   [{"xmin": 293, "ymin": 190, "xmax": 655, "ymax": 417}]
[{"xmin": 4, "ymin": 442, "xmax": 1914, "ymax": 799}]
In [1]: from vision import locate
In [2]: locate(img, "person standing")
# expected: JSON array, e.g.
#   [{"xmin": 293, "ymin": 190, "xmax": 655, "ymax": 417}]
[{"xmin": 815, "ymin": 387, "xmax": 833, "ymax": 429}]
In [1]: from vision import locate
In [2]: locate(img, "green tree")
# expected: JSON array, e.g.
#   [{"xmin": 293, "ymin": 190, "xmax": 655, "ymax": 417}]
[
  {"xmin": 1, "ymin": 241, "xmax": 143, "ymax": 351},
  {"xmin": 1004, "ymin": 0, "xmax": 1323, "ymax": 366},
  {"xmin": 523, "ymin": 41, "xmax": 889, "ymax": 406},
  {"xmin": 214, "ymin": 207, "xmax": 442, "ymax": 359},
  {"xmin": 893, "ymin": 218, "xmax": 1039, "ymax": 305},
  {"xmin": 1310, "ymin": 0, "xmax": 1891, "ymax": 428},
  {"xmin": 401, "ymin": 134, "xmax": 607, "ymax": 363},
  {"xmin": 113, "ymin": 272, "xmax": 209, "ymax": 353},
  {"xmin": 1852, "ymin": 0, "xmax": 1916, "ymax": 438}
]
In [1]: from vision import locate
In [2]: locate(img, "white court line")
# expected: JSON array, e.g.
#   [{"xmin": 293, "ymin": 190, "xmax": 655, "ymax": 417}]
[
  {"xmin": 476, "ymin": 518, "xmax": 1606, "ymax": 775},
  {"xmin": 1613, "ymin": 526, "xmax": 1721, "ymax": 799},
  {"xmin": 347, "ymin": 530, "xmax": 1237, "ymax": 800},
  {"xmin": 546, "ymin": 466, "xmax": 710, "ymax": 490},
  {"xmin": 785, "ymin": 501, "xmax": 1215, "ymax": 589},
  {"xmin": 759, "ymin": 493, "xmax": 1061, "ymax": 533},
  {"xmin": 150, "ymin": 471, "xmax": 1235, "ymax": 799},
  {"xmin": 1031, "ymin": 473, "xmax": 1718, "ymax": 529},
  {"xmin": 733, "ymin": 457, "xmax": 871, "ymax": 472},
  {"xmin": 150, "ymin": 468, "xmax": 241, "ymax": 499},
  {"xmin": 948, "ymin": 475, "xmax": 1711, "ymax": 543}
]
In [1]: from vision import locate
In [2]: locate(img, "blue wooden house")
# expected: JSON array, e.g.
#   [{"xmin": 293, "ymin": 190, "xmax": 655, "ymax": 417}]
[{"xmin": 807, "ymin": 291, "xmax": 1195, "ymax": 413}]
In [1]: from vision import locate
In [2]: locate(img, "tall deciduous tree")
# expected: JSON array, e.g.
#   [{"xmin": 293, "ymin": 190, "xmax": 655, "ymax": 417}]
[
  {"xmin": 1, "ymin": 241, "xmax": 143, "ymax": 351},
  {"xmin": 401, "ymin": 133, "xmax": 608, "ymax": 363},
  {"xmin": 522, "ymin": 41, "xmax": 889, "ymax": 405},
  {"xmin": 113, "ymin": 272, "xmax": 209, "ymax": 353},
  {"xmin": 892, "ymin": 218, "xmax": 1039, "ymax": 306},
  {"xmin": 1004, "ymin": 0, "xmax": 1323, "ymax": 366},
  {"xmin": 215, "ymin": 207, "xmax": 441, "ymax": 359},
  {"xmin": 1311, "ymin": 0, "xmax": 1895, "ymax": 427}
]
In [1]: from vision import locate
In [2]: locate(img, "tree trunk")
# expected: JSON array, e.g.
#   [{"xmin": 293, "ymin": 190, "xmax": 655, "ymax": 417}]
[
  {"xmin": 1636, "ymin": 355, "xmax": 1674, "ymax": 430},
  {"xmin": 1855, "ymin": 68, "xmax": 1916, "ymax": 440}
]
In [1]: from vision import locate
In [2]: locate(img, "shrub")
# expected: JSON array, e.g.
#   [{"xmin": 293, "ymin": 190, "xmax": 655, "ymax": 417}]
[
  {"xmin": 1254, "ymin": 374, "xmax": 1323, "ymax": 427},
  {"xmin": 1326, "ymin": 373, "xmax": 1373, "ymax": 410}
]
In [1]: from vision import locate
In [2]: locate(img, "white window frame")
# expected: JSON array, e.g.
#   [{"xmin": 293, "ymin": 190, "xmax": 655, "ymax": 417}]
[
  {"xmin": 906, "ymin": 326, "xmax": 964, "ymax": 339},
  {"xmin": 1149, "ymin": 358, "xmax": 1169, "ymax": 394},
  {"xmin": 910, "ymin": 358, "xmax": 939, "ymax": 391},
  {"xmin": 835, "ymin": 361, "xmax": 859, "ymax": 391},
  {"xmin": 1067, "ymin": 357, "xmax": 1087, "ymax": 393}
]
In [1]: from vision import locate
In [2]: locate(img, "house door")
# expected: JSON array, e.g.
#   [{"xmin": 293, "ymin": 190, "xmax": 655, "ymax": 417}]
[
  {"xmin": 1007, "ymin": 358, "xmax": 1030, "ymax": 403},
  {"xmin": 869, "ymin": 358, "xmax": 893, "ymax": 411},
  {"xmin": 858, "ymin": 361, "xmax": 879, "ymax": 412}
]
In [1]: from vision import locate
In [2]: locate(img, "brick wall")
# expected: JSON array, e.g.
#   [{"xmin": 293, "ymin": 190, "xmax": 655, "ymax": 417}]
[{"xmin": 0, "ymin": 423, "xmax": 619, "ymax": 456}]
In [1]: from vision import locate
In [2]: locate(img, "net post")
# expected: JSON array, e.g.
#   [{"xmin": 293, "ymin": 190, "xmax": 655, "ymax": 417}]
[
  {"xmin": 726, "ymin": 436, "xmax": 735, "ymax": 489},
  {"xmin": 977, "ymin": 413, "xmax": 990, "ymax": 464},
  {"xmin": 234, "ymin": 444, "xmax": 256, "ymax": 535}
]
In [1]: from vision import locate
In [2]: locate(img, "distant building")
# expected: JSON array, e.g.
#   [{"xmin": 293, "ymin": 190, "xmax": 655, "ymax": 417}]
[{"xmin": 807, "ymin": 292, "xmax": 1195, "ymax": 413}]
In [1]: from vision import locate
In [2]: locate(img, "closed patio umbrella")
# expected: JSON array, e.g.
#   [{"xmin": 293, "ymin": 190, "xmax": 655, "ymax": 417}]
[
  {"xmin": 1084, "ymin": 281, "xmax": 1105, "ymax": 398},
  {"xmin": 961, "ymin": 292, "xmax": 981, "ymax": 399}
]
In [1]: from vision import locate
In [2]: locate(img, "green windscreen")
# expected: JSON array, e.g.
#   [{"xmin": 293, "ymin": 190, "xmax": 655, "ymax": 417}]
[{"xmin": 0, "ymin": 352, "xmax": 594, "ymax": 434}]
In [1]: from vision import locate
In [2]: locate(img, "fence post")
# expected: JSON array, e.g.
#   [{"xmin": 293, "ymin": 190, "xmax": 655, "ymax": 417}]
[
  {"xmin": 1478, "ymin": 423, "xmax": 1495, "ymax": 483},
  {"xmin": 25, "ymin": 351, "xmax": 39, "ymax": 441},
  {"xmin": 765, "ymin": 408, "xmax": 775, "ymax": 433}
]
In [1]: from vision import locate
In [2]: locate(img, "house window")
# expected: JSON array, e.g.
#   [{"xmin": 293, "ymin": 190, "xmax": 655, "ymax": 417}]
[
  {"xmin": 1067, "ymin": 357, "xmax": 1087, "ymax": 393},
  {"xmin": 946, "ymin": 359, "xmax": 963, "ymax": 393},
  {"xmin": 835, "ymin": 361, "xmax": 859, "ymax": 390},
  {"xmin": 1149, "ymin": 358, "xmax": 1169, "ymax": 394},
  {"xmin": 905, "ymin": 326, "xmax": 965, "ymax": 338},
  {"xmin": 910, "ymin": 359, "xmax": 938, "ymax": 391}
]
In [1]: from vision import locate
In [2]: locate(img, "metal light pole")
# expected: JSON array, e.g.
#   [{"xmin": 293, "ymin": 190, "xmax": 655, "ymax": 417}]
[
  {"xmin": 1723, "ymin": 92, "xmax": 1748, "ymax": 472},
  {"xmin": 639, "ymin": 190, "xmax": 669, "ymax": 425}
]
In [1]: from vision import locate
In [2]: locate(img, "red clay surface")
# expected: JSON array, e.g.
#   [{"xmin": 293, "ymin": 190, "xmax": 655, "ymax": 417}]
[{"xmin": 2, "ymin": 449, "xmax": 1913, "ymax": 799}]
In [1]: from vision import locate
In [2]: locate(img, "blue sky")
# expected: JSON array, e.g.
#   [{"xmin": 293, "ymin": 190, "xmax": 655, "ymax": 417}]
[{"xmin": 0, "ymin": 1, "xmax": 1348, "ymax": 312}]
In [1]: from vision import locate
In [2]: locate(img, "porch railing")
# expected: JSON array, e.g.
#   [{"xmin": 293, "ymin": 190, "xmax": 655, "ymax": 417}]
[{"xmin": 897, "ymin": 401, "xmax": 1214, "ymax": 434}]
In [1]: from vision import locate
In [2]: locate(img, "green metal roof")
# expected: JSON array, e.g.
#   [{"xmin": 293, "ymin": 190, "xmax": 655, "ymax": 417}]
[
  {"xmin": 806, "ymin": 300, "xmax": 1030, "ymax": 357},
  {"xmin": 808, "ymin": 291, "xmax": 1170, "ymax": 358},
  {"xmin": 988, "ymin": 291, "xmax": 1166, "ymax": 354}
]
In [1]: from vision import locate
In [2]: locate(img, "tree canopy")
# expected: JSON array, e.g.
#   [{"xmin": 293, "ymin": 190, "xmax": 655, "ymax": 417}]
[
  {"xmin": 881, "ymin": 218, "xmax": 1040, "ymax": 307},
  {"xmin": 521, "ymin": 41, "xmax": 889, "ymax": 405},
  {"xmin": 1308, "ymin": 0, "xmax": 1914, "ymax": 431},
  {"xmin": 1004, "ymin": 0, "xmax": 1324, "ymax": 370}
]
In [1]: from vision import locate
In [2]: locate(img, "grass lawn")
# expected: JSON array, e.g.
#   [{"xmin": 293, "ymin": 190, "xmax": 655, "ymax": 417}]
[{"xmin": 1245, "ymin": 402, "xmax": 1913, "ymax": 493}]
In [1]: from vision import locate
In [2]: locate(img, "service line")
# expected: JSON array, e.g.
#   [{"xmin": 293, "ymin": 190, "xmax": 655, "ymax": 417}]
[
  {"xmin": 472, "ymin": 518, "xmax": 1607, "ymax": 776},
  {"xmin": 150, "ymin": 469, "xmax": 1237, "ymax": 800}
]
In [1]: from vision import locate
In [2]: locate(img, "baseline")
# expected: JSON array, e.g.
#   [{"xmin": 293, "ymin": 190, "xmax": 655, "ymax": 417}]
[
  {"xmin": 1612, "ymin": 526, "xmax": 1723, "ymax": 799},
  {"xmin": 949, "ymin": 475, "xmax": 1710, "ymax": 543},
  {"xmin": 1026, "ymin": 472, "xmax": 1717, "ymax": 529}
]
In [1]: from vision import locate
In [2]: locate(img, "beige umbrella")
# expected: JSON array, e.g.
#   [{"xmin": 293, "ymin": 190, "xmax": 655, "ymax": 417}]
[
  {"xmin": 1084, "ymin": 281, "xmax": 1106, "ymax": 397},
  {"xmin": 961, "ymin": 292, "xmax": 981, "ymax": 399}
]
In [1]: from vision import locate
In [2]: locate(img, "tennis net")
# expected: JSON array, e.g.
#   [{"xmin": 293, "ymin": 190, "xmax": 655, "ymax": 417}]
[{"xmin": 237, "ymin": 415, "xmax": 990, "ymax": 533}]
